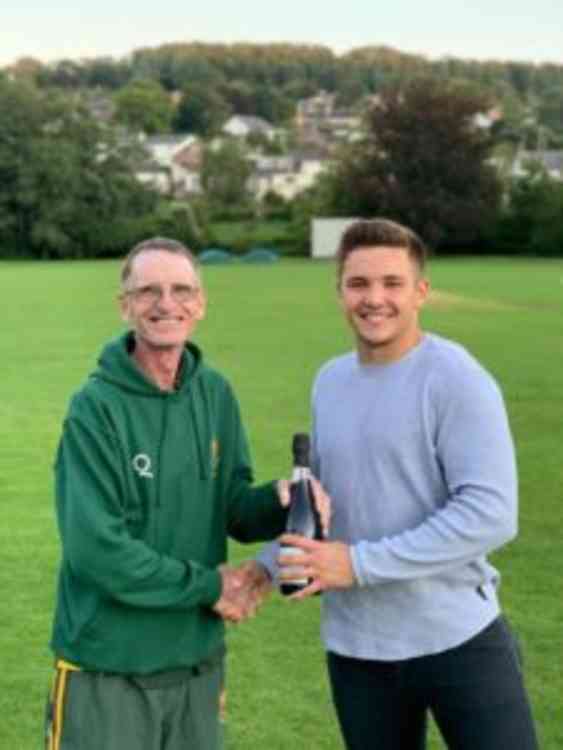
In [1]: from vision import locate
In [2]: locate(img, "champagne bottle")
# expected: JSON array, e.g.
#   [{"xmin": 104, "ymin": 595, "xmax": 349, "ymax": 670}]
[{"xmin": 280, "ymin": 433, "xmax": 323, "ymax": 596}]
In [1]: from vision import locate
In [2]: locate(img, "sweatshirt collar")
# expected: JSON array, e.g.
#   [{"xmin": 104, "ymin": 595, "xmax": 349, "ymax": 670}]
[{"xmin": 93, "ymin": 331, "xmax": 203, "ymax": 396}]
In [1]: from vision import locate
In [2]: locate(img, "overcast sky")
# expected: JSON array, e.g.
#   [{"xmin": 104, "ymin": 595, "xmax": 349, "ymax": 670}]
[{"xmin": 3, "ymin": 0, "xmax": 563, "ymax": 67}]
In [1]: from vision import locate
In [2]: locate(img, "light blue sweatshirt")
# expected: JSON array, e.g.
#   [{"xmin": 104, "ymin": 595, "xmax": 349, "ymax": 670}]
[{"xmin": 260, "ymin": 333, "xmax": 518, "ymax": 660}]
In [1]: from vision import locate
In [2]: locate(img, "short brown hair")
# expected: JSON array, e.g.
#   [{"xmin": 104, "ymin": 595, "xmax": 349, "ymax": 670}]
[
  {"xmin": 337, "ymin": 219, "xmax": 428, "ymax": 280},
  {"xmin": 121, "ymin": 237, "xmax": 199, "ymax": 286}
]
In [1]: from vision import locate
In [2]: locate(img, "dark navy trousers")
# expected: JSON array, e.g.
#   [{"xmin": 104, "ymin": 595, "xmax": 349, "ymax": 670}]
[{"xmin": 327, "ymin": 616, "xmax": 538, "ymax": 750}]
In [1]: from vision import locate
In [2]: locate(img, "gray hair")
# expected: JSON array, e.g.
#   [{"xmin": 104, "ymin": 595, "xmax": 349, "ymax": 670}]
[{"xmin": 121, "ymin": 237, "xmax": 199, "ymax": 286}]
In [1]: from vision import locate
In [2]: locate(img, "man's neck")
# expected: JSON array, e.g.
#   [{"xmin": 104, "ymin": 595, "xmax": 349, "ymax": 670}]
[
  {"xmin": 358, "ymin": 329, "xmax": 424, "ymax": 365},
  {"xmin": 132, "ymin": 341, "xmax": 183, "ymax": 391}
]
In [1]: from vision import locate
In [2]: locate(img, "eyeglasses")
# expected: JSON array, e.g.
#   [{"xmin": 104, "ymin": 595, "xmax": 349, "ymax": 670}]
[{"xmin": 123, "ymin": 283, "xmax": 201, "ymax": 306}]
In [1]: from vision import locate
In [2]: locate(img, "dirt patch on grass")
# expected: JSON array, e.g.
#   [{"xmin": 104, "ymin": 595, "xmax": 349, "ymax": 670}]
[{"xmin": 428, "ymin": 290, "xmax": 519, "ymax": 311}]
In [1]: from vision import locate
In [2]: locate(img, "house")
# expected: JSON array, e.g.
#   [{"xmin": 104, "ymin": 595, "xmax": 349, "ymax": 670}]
[
  {"xmin": 295, "ymin": 91, "xmax": 362, "ymax": 146},
  {"xmin": 473, "ymin": 107, "xmax": 503, "ymax": 130},
  {"xmin": 137, "ymin": 134, "xmax": 203, "ymax": 195},
  {"xmin": 136, "ymin": 130, "xmax": 328, "ymax": 201},
  {"xmin": 295, "ymin": 90, "xmax": 336, "ymax": 125},
  {"xmin": 141, "ymin": 134, "xmax": 198, "ymax": 168},
  {"xmin": 82, "ymin": 90, "xmax": 116, "ymax": 124},
  {"xmin": 223, "ymin": 115, "xmax": 277, "ymax": 141},
  {"xmin": 136, "ymin": 161, "xmax": 171, "ymax": 194},
  {"xmin": 247, "ymin": 151, "xmax": 328, "ymax": 201},
  {"xmin": 319, "ymin": 111, "xmax": 362, "ymax": 141},
  {"xmin": 511, "ymin": 150, "xmax": 563, "ymax": 181}
]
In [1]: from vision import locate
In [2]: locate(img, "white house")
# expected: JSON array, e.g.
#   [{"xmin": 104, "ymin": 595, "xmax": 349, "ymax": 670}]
[
  {"xmin": 248, "ymin": 152, "xmax": 328, "ymax": 201},
  {"xmin": 141, "ymin": 134, "xmax": 195, "ymax": 165},
  {"xmin": 137, "ymin": 134, "xmax": 203, "ymax": 195},
  {"xmin": 511, "ymin": 150, "xmax": 563, "ymax": 181},
  {"xmin": 136, "ymin": 162, "xmax": 171, "ymax": 194},
  {"xmin": 295, "ymin": 91, "xmax": 362, "ymax": 145},
  {"xmin": 223, "ymin": 115, "xmax": 277, "ymax": 141}
]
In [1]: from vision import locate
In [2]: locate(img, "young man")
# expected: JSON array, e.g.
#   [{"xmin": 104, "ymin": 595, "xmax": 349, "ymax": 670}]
[
  {"xmin": 46, "ymin": 238, "xmax": 300, "ymax": 750},
  {"xmin": 273, "ymin": 219, "xmax": 538, "ymax": 749}
]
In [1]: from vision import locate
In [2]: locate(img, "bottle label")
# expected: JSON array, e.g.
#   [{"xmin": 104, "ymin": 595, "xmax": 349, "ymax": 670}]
[{"xmin": 279, "ymin": 545, "xmax": 307, "ymax": 586}]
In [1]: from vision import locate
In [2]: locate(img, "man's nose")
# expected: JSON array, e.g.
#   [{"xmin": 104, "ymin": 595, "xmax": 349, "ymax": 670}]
[
  {"xmin": 155, "ymin": 288, "xmax": 177, "ymax": 309},
  {"xmin": 363, "ymin": 283, "xmax": 385, "ymax": 305}
]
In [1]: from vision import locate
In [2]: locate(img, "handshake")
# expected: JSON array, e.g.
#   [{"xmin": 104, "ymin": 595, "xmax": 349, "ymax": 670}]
[
  {"xmin": 212, "ymin": 560, "xmax": 273, "ymax": 623},
  {"xmin": 212, "ymin": 475, "xmax": 341, "ymax": 622}
]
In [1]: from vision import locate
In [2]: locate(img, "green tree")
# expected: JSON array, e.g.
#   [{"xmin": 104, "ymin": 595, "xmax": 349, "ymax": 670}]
[
  {"xmin": 245, "ymin": 130, "xmax": 284, "ymax": 154},
  {"xmin": 172, "ymin": 84, "xmax": 231, "ymax": 136},
  {"xmin": 493, "ymin": 167, "xmax": 563, "ymax": 256},
  {"xmin": 83, "ymin": 57, "xmax": 132, "ymax": 89},
  {"xmin": 38, "ymin": 59, "xmax": 86, "ymax": 88},
  {"xmin": 221, "ymin": 80, "xmax": 259, "ymax": 115},
  {"xmin": 6, "ymin": 56, "xmax": 44, "ymax": 85},
  {"xmin": 537, "ymin": 86, "xmax": 563, "ymax": 137},
  {"xmin": 321, "ymin": 77, "xmax": 501, "ymax": 247},
  {"xmin": 200, "ymin": 140, "xmax": 252, "ymax": 211},
  {"xmin": 507, "ymin": 62, "xmax": 534, "ymax": 97},
  {"xmin": 114, "ymin": 79, "xmax": 174, "ymax": 134},
  {"xmin": 252, "ymin": 84, "xmax": 294, "ymax": 124},
  {"xmin": 0, "ymin": 78, "xmax": 157, "ymax": 258}
]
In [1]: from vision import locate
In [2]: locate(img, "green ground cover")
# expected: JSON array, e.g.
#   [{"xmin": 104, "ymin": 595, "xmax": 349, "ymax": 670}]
[
  {"xmin": 209, "ymin": 218, "xmax": 294, "ymax": 254},
  {"xmin": 1, "ymin": 256, "xmax": 561, "ymax": 748}
]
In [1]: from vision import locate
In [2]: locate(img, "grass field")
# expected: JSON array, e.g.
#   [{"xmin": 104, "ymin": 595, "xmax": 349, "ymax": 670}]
[{"xmin": 1, "ymin": 256, "xmax": 562, "ymax": 748}]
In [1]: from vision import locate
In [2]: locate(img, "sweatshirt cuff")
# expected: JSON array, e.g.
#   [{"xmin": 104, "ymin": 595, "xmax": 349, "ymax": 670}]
[
  {"xmin": 349, "ymin": 543, "xmax": 370, "ymax": 587},
  {"xmin": 256, "ymin": 542, "xmax": 279, "ymax": 580},
  {"xmin": 196, "ymin": 567, "xmax": 223, "ymax": 607}
]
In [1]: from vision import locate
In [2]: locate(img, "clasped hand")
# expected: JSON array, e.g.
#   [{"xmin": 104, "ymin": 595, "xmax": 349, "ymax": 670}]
[
  {"xmin": 213, "ymin": 477, "xmax": 335, "ymax": 619},
  {"xmin": 212, "ymin": 561, "xmax": 272, "ymax": 623}
]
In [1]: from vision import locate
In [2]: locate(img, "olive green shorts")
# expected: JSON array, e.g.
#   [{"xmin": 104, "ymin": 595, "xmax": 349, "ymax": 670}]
[{"xmin": 45, "ymin": 655, "xmax": 224, "ymax": 750}]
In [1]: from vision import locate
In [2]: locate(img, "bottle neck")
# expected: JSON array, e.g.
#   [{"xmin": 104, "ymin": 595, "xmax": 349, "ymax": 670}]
[{"xmin": 292, "ymin": 466, "xmax": 311, "ymax": 481}]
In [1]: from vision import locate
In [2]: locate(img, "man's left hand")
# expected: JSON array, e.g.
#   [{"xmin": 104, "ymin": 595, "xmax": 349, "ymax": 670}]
[
  {"xmin": 276, "ymin": 478, "xmax": 332, "ymax": 537},
  {"xmin": 278, "ymin": 534, "xmax": 355, "ymax": 598}
]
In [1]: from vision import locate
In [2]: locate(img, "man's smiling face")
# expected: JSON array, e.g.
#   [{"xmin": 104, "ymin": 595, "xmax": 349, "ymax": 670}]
[
  {"xmin": 120, "ymin": 249, "xmax": 206, "ymax": 352},
  {"xmin": 339, "ymin": 245, "xmax": 429, "ymax": 364}
]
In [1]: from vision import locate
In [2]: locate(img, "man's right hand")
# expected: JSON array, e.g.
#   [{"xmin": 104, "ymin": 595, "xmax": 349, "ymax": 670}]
[{"xmin": 212, "ymin": 562, "xmax": 272, "ymax": 623}]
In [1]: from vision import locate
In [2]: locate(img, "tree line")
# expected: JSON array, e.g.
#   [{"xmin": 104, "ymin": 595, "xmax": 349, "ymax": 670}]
[
  {"xmin": 0, "ymin": 78, "xmax": 209, "ymax": 259},
  {"xmin": 6, "ymin": 42, "xmax": 563, "ymax": 145},
  {"xmin": 1, "ymin": 64, "xmax": 563, "ymax": 259},
  {"xmin": 291, "ymin": 77, "xmax": 563, "ymax": 256}
]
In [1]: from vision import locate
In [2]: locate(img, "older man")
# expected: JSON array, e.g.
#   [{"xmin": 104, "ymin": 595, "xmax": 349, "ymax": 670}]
[{"xmin": 46, "ymin": 237, "xmax": 299, "ymax": 750}]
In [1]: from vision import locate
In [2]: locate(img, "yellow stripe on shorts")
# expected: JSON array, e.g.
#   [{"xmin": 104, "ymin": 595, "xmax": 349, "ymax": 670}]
[{"xmin": 47, "ymin": 660, "xmax": 82, "ymax": 750}]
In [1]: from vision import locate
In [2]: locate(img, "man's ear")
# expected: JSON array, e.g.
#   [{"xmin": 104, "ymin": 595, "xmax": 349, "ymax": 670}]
[
  {"xmin": 416, "ymin": 277, "xmax": 430, "ymax": 309},
  {"xmin": 194, "ymin": 288, "xmax": 207, "ymax": 321},
  {"xmin": 119, "ymin": 294, "xmax": 130, "ymax": 323}
]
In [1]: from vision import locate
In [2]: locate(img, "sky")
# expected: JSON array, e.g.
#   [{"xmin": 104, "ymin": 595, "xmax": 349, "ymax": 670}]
[{"xmin": 2, "ymin": 0, "xmax": 563, "ymax": 68}]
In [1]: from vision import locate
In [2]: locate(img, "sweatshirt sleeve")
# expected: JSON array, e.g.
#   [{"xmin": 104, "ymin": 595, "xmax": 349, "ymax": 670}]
[
  {"xmin": 350, "ymin": 366, "xmax": 518, "ymax": 586},
  {"xmin": 56, "ymin": 413, "xmax": 222, "ymax": 610},
  {"xmin": 221, "ymin": 385, "xmax": 288, "ymax": 543},
  {"xmin": 255, "ymin": 540, "xmax": 281, "ymax": 579},
  {"xmin": 227, "ymin": 480, "xmax": 288, "ymax": 543}
]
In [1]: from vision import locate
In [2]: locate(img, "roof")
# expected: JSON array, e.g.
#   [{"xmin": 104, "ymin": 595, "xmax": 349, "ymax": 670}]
[
  {"xmin": 137, "ymin": 160, "xmax": 169, "ymax": 174},
  {"xmin": 520, "ymin": 150, "xmax": 563, "ymax": 173},
  {"xmin": 225, "ymin": 115, "xmax": 274, "ymax": 134},
  {"xmin": 144, "ymin": 134, "xmax": 196, "ymax": 148}
]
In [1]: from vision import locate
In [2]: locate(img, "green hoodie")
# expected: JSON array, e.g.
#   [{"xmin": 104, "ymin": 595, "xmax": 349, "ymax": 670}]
[{"xmin": 50, "ymin": 332, "xmax": 287, "ymax": 674}]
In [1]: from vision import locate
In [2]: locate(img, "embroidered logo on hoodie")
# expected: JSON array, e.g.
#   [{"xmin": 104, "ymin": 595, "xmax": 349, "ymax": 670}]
[
  {"xmin": 132, "ymin": 453, "xmax": 154, "ymax": 479},
  {"xmin": 211, "ymin": 439, "xmax": 220, "ymax": 478}
]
